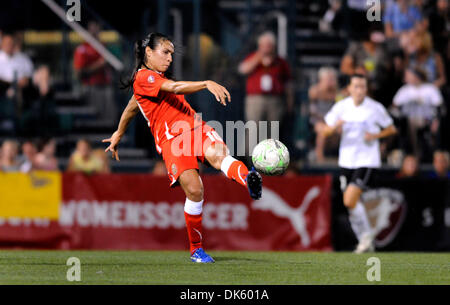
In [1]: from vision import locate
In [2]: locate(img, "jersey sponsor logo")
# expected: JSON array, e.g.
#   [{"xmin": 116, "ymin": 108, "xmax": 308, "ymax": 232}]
[
  {"xmin": 361, "ymin": 188, "xmax": 407, "ymax": 247},
  {"xmin": 252, "ymin": 186, "xmax": 320, "ymax": 247}
]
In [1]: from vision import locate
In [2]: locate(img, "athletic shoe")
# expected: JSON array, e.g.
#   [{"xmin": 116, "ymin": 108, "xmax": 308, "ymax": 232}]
[
  {"xmin": 190, "ymin": 248, "xmax": 215, "ymax": 263},
  {"xmin": 354, "ymin": 232, "xmax": 375, "ymax": 254},
  {"xmin": 246, "ymin": 167, "xmax": 262, "ymax": 200}
]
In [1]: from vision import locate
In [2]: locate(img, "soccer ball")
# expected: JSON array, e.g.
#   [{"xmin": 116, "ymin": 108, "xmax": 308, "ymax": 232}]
[{"xmin": 251, "ymin": 139, "xmax": 290, "ymax": 175}]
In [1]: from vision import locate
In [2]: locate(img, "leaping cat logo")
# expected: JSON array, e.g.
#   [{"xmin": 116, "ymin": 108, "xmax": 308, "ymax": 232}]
[{"xmin": 252, "ymin": 186, "xmax": 320, "ymax": 247}]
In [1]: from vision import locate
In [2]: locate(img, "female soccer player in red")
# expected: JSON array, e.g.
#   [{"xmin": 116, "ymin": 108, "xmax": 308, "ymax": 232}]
[{"xmin": 103, "ymin": 33, "xmax": 262, "ymax": 263}]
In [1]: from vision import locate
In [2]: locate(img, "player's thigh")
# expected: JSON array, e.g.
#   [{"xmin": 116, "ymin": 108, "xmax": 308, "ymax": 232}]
[
  {"xmin": 201, "ymin": 125, "xmax": 228, "ymax": 170},
  {"xmin": 343, "ymin": 184, "xmax": 363, "ymax": 208},
  {"xmin": 204, "ymin": 142, "xmax": 229, "ymax": 170},
  {"xmin": 179, "ymin": 169, "xmax": 204, "ymax": 202}
]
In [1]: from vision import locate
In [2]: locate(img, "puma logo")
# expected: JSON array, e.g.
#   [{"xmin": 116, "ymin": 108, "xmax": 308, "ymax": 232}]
[{"xmin": 252, "ymin": 186, "xmax": 321, "ymax": 247}]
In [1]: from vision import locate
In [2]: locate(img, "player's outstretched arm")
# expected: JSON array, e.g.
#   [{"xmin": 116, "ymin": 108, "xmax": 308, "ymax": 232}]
[
  {"xmin": 160, "ymin": 80, "xmax": 231, "ymax": 106},
  {"xmin": 102, "ymin": 95, "xmax": 140, "ymax": 161}
]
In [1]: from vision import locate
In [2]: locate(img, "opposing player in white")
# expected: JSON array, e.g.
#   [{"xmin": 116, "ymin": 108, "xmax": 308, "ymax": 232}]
[{"xmin": 321, "ymin": 74, "xmax": 397, "ymax": 253}]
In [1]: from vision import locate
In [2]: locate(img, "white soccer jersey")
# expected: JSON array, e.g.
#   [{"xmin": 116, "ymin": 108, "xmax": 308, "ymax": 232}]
[{"xmin": 324, "ymin": 96, "xmax": 393, "ymax": 169}]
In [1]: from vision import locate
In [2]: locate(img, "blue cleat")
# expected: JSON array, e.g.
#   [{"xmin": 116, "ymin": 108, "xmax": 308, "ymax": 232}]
[
  {"xmin": 246, "ymin": 167, "xmax": 262, "ymax": 200},
  {"xmin": 190, "ymin": 248, "xmax": 215, "ymax": 263}
]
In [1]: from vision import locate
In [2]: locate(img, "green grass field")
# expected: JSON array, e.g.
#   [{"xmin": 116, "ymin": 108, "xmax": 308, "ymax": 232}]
[{"xmin": 0, "ymin": 250, "xmax": 449, "ymax": 285}]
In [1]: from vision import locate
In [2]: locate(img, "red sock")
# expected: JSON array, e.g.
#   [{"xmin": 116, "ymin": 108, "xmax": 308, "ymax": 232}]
[
  {"xmin": 226, "ymin": 160, "xmax": 248, "ymax": 187},
  {"xmin": 184, "ymin": 212, "xmax": 203, "ymax": 254}
]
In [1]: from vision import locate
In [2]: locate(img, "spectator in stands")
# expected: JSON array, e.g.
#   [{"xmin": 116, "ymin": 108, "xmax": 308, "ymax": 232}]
[
  {"xmin": 238, "ymin": 31, "xmax": 293, "ymax": 155},
  {"xmin": 308, "ymin": 67, "xmax": 340, "ymax": 163},
  {"xmin": 396, "ymin": 154, "xmax": 420, "ymax": 177},
  {"xmin": 0, "ymin": 140, "xmax": 21, "ymax": 172},
  {"xmin": 0, "ymin": 31, "xmax": 33, "ymax": 97},
  {"xmin": 18, "ymin": 140, "xmax": 38, "ymax": 172},
  {"xmin": 93, "ymin": 148, "xmax": 111, "ymax": 173},
  {"xmin": 67, "ymin": 139, "xmax": 107, "ymax": 174},
  {"xmin": 406, "ymin": 31, "xmax": 447, "ymax": 87},
  {"xmin": 392, "ymin": 67, "xmax": 443, "ymax": 161},
  {"xmin": 340, "ymin": 27, "xmax": 390, "ymax": 99},
  {"xmin": 430, "ymin": 150, "xmax": 450, "ymax": 178},
  {"xmin": 73, "ymin": 20, "xmax": 116, "ymax": 127},
  {"xmin": 35, "ymin": 138, "xmax": 58, "ymax": 171},
  {"xmin": 384, "ymin": 0, "xmax": 426, "ymax": 38}
]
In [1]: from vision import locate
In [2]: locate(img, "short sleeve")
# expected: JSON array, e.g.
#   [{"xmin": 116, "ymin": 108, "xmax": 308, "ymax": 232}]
[
  {"xmin": 324, "ymin": 102, "xmax": 342, "ymax": 127},
  {"xmin": 344, "ymin": 43, "xmax": 358, "ymax": 58},
  {"xmin": 393, "ymin": 86, "xmax": 408, "ymax": 106},
  {"xmin": 375, "ymin": 104, "xmax": 393, "ymax": 128},
  {"xmin": 133, "ymin": 69, "xmax": 167, "ymax": 98},
  {"xmin": 426, "ymin": 85, "xmax": 443, "ymax": 106}
]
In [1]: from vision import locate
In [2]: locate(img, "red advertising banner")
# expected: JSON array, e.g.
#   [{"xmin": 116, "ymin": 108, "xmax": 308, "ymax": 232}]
[{"xmin": 0, "ymin": 173, "xmax": 332, "ymax": 251}]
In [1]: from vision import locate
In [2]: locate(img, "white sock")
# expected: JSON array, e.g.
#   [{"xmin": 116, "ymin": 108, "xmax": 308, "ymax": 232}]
[
  {"xmin": 348, "ymin": 202, "xmax": 372, "ymax": 241},
  {"xmin": 184, "ymin": 198, "xmax": 204, "ymax": 215},
  {"xmin": 220, "ymin": 155, "xmax": 236, "ymax": 176}
]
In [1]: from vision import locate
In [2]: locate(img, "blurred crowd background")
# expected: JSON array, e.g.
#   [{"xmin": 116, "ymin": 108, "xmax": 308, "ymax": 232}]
[{"xmin": 0, "ymin": 0, "xmax": 449, "ymax": 179}]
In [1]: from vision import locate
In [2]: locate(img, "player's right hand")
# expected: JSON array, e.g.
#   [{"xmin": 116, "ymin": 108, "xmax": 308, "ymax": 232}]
[
  {"xmin": 205, "ymin": 80, "xmax": 231, "ymax": 106},
  {"xmin": 102, "ymin": 131, "xmax": 121, "ymax": 161}
]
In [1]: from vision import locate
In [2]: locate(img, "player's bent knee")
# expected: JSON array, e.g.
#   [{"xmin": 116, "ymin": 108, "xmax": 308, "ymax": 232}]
[
  {"xmin": 185, "ymin": 184, "xmax": 204, "ymax": 202},
  {"xmin": 205, "ymin": 143, "xmax": 229, "ymax": 169}
]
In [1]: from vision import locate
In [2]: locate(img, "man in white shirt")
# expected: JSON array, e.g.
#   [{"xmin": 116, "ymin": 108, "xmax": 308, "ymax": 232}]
[
  {"xmin": 0, "ymin": 32, "xmax": 33, "ymax": 89},
  {"xmin": 322, "ymin": 74, "xmax": 397, "ymax": 253}
]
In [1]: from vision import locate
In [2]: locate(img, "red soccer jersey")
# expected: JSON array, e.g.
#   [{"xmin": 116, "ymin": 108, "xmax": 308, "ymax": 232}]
[{"xmin": 133, "ymin": 69, "xmax": 198, "ymax": 153}]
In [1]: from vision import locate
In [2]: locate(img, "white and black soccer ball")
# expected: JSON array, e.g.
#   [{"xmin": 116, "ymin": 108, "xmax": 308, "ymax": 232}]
[{"xmin": 251, "ymin": 139, "xmax": 290, "ymax": 175}]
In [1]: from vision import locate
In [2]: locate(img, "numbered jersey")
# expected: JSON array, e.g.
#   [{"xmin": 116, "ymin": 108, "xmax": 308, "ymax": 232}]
[{"xmin": 133, "ymin": 69, "xmax": 198, "ymax": 153}]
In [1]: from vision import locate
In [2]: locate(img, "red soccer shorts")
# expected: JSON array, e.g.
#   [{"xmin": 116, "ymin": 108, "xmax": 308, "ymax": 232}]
[{"xmin": 160, "ymin": 123, "xmax": 225, "ymax": 186}]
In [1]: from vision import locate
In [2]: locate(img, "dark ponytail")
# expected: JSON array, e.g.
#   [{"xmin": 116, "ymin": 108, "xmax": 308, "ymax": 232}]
[{"xmin": 120, "ymin": 32, "xmax": 172, "ymax": 90}]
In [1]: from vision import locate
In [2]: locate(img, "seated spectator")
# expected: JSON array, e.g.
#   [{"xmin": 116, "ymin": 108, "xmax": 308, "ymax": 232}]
[
  {"xmin": 308, "ymin": 67, "xmax": 340, "ymax": 163},
  {"xmin": 340, "ymin": 28, "xmax": 390, "ymax": 99},
  {"xmin": 392, "ymin": 67, "xmax": 443, "ymax": 160},
  {"xmin": 0, "ymin": 140, "xmax": 21, "ymax": 172},
  {"xmin": 429, "ymin": 150, "xmax": 450, "ymax": 178},
  {"xmin": 384, "ymin": 0, "xmax": 425, "ymax": 39},
  {"xmin": 396, "ymin": 154, "xmax": 419, "ymax": 177},
  {"xmin": 35, "ymin": 138, "xmax": 59, "ymax": 171},
  {"xmin": 406, "ymin": 31, "xmax": 446, "ymax": 88},
  {"xmin": 18, "ymin": 140, "xmax": 38, "ymax": 172},
  {"xmin": 67, "ymin": 139, "xmax": 107, "ymax": 174},
  {"xmin": 93, "ymin": 148, "xmax": 111, "ymax": 173},
  {"xmin": 0, "ymin": 31, "xmax": 33, "ymax": 93}
]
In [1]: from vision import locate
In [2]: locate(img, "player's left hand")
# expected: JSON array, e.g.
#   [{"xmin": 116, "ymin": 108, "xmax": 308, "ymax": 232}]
[
  {"xmin": 103, "ymin": 131, "xmax": 121, "ymax": 161},
  {"xmin": 205, "ymin": 80, "xmax": 231, "ymax": 106}
]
